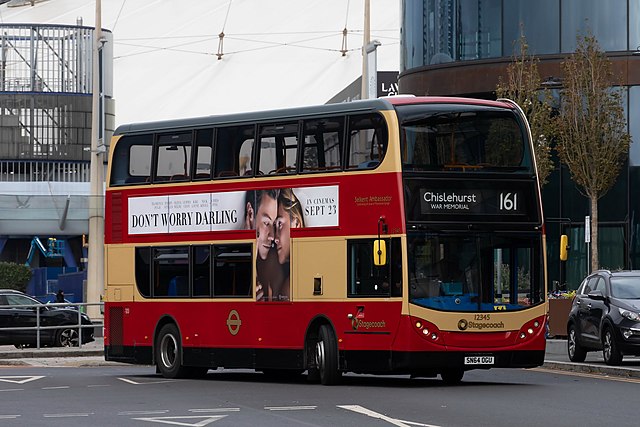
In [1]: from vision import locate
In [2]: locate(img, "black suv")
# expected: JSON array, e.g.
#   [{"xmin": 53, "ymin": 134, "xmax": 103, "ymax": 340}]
[
  {"xmin": 567, "ymin": 270, "xmax": 640, "ymax": 365},
  {"xmin": 0, "ymin": 289, "xmax": 94, "ymax": 348}
]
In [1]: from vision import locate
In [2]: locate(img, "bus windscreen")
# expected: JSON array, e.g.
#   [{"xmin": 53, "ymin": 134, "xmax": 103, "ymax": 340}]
[
  {"xmin": 407, "ymin": 232, "xmax": 543, "ymax": 312},
  {"xmin": 396, "ymin": 104, "xmax": 532, "ymax": 173}
]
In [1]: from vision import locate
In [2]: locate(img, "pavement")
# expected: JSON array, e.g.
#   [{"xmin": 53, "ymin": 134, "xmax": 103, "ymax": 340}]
[{"xmin": 2, "ymin": 336, "xmax": 640, "ymax": 377}]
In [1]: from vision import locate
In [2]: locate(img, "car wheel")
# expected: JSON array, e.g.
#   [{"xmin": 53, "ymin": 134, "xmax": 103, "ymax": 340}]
[
  {"xmin": 567, "ymin": 324, "xmax": 587, "ymax": 363},
  {"xmin": 155, "ymin": 324, "xmax": 188, "ymax": 379},
  {"xmin": 315, "ymin": 325, "xmax": 341, "ymax": 385},
  {"xmin": 440, "ymin": 369, "xmax": 464, "ymax": 385},
  {"xmin": 56, "ymin": 327, "xmax": 79, "ymax": 347},
  {"xmin": 602, "ymin": 327, "xmax": 623, "ymax": 366}
]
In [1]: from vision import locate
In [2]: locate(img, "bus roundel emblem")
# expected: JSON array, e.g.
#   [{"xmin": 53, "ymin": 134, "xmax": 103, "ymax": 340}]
[
  {"xmin": 458, "ymin": 319, "xmax": 468, "ymax": 331},
  {"xmin": 226, "ymin": 310, "xmax": 242, "ymax": 335}
]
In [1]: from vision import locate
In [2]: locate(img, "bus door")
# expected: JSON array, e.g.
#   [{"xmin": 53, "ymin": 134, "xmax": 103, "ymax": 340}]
[{"xmin": 343, "ymin": 238, "xmax": 403, "ymax": 353}]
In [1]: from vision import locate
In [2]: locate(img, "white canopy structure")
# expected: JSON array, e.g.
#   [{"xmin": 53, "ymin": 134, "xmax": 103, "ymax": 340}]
[{"xmin": 0, "ymin": 0, "xmax": 399, "ymax": 126}]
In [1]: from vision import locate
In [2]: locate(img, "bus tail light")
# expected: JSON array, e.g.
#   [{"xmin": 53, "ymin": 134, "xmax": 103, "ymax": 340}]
[
  {"xmin": 413, "ymin": 318, "xmax": 440, "ymax": 341},
  {"xmin": 517, "ymin": 316, "xmax": 545, "ymax": 340}
]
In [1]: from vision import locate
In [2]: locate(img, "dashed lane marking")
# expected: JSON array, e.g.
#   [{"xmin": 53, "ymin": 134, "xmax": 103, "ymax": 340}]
[
  {"xmin": 264, "ymin": 406, "xmax": 317, "ymax": 411},
  {"xmin": 132, "ymin": 415, "xmax": 227, "ymax": 426},
  {"xmin": 43, "ymin": 413, "xmax": 94, "ymax": 418}
]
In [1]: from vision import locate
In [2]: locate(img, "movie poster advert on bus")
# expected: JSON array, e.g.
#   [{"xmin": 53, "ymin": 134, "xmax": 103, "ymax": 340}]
[{"xmin": 127, "ymin": 185, "xmax": 339, "ymax": 235}]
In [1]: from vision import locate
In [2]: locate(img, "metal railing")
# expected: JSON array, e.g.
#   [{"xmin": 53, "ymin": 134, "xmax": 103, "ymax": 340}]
[{"xmin": 0, "ymin": 301, "xmax": 102, "ymax": 349}]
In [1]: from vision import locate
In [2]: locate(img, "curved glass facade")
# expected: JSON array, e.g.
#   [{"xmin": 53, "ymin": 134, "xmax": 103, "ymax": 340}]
[{"xmin": 401, "ymin": 0, "xmax": 635, "ymax": 71}]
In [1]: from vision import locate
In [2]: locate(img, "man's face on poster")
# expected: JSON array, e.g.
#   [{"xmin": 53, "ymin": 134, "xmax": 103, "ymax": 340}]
[{"xmin": 256, "ymin": 195, "xmax": 277, "ymax": 260}]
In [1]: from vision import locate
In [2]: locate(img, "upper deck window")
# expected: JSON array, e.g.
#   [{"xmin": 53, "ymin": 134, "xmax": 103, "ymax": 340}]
[
  {"xmin": 397, "ymin": 104, "xmax": 532, "ymax": 173},
  {"xmin": 155, "ymin": 132, "xmax": 192, "ymax": 183},
  {"xmin": 346, "ymin": 113, "xmax": 388, "ymax": 170},
  {"xmin": 257, "ymin": 122, "xmax": 299, "ymax": 175},
  {"xmin": 109, "ymin": 134, "xmax": 153, "ymax": 186},
  {"xmin": 215, "ymin": 125, "xmax": 255, "ymax": 178},
  {"xmin": 301, "ymin": 117, "xmax": 344, "ymax": 173}
]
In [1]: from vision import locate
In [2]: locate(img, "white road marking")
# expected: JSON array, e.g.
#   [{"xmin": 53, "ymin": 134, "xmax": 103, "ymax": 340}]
[
  {"xmin": 338, "ymin": 405, "xmax": 441, "ymax": 427},
  {"xmin": 87, "ymin": 384, "xmax": 111, "ymax": 387},
  {"xmin": 0, "ymin": 375, "xmax": 45, "ymax": 384},
  {"xmin": 42, "ymin": 386, "xmax": 70, "ymax": 390},
  {"xmin": 188, "ymin": 408, "xmax": 240, "ymax": 413},
  {"xmin": 43, "ymin": 413, "xmax": 93, "ymax": 418},
  {"xmin": 0, "ymin": 415, "xmax": 20, "ymax": 419},
  {"xmin": 0, "ymin": 389, "xmax": 24, "ymax": 392},
  {"xmin": 119, "ymin": 410, "xmax": 170, "ymax": 416},
  {"xmin": 118, "ymin": 377, "xmax": 176, "ymax": 385},
  {"xmin": 132, "ymin": 415, "xmax": 227, "ymax": 426},
  {"xmin": 264, "ymin": 406, "xmax": 317, "ymax": 411}
]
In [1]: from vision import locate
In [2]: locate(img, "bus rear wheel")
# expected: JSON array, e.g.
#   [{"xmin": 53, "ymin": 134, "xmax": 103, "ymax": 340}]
[
  {"xmin": 155, "ymin": 324, "xmax": 187, "ymax": 379},
  {"xmin": 315, "ymin": 325, "xmax": 341, "ymax": 385},
  {"xmin": 440, "ymin": 369, "xmax": 464, "ymax": 384}
]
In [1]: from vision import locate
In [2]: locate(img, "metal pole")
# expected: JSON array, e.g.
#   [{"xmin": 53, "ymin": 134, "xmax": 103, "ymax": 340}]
[
  {"xmin": 360, "ymin": 0, "xmax": 370, "ymax": 99},
  {"xmin": 87, "ymin": 0, "xmax": 104, "ymax": 320}
]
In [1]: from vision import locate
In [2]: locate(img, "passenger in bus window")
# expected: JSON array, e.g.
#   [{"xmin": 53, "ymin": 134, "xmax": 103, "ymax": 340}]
[
  {"xmin": 273, "ymin": 188, "xmax": 305, "ymax": 301},
  {"xmin": 254, "ymin": 189, "xmax": 282, "ymax": 301}
]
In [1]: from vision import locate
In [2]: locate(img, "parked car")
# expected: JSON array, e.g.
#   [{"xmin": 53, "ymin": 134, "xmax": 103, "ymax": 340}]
[
  {"xmin": 567, "ymin": 270, "xmax": 640, "ymax": 365},
  {"xmin": 0, "ymin": 289, "xmax": 94, "ymax": 348}
]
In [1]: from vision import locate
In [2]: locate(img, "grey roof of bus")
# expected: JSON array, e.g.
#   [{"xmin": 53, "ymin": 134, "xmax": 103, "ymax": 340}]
[
  {"xmin": 113, "ymin": 98, "xmax": 396, "ymax": 135},
  {"xmin": 113, "ymin": 96, "xmax": 515, "ymax": 136}
]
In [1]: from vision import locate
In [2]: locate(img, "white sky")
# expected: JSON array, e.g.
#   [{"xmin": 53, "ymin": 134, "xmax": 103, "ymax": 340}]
[{"xmin": 0, "ymin": 0, "xmax": 400, "ymax": 126}]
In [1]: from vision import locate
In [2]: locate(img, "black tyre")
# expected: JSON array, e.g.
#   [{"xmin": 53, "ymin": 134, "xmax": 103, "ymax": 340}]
[
  {"xmin": 56, "ymin": 327, "xmax": 79, "ymax": 347},
  {"xmin": 440, "ymin": 369, "xmax": 464, "ymax": 385},
  {"xmin": 602, "ymin": 327, "xmax": 623, "ymax": 366},
  {"xmin": 315, "ymin": 325, "xmax": 341, "ymax": 385},
  {"xmin": 567, "ymin": 324, "xmax": 587, "ymax": 363},
  {"xmin": 155, "ymin": 324, "xmax": 187, "ymax": 378}
]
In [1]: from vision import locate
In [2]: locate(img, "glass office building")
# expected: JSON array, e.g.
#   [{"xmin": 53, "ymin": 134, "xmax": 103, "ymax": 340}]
[{"xmin": 399, "ymin": 0, "xmax": 640, "ymax": 289}]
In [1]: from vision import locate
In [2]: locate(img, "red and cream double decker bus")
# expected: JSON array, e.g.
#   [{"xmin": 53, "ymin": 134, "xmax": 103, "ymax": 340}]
[{"xmin": 104, "ymin": 96, "xmax": 547, "ymax": 384}]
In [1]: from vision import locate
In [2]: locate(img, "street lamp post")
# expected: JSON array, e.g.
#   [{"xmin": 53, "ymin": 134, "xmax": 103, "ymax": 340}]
[{"xmin": 87, "ymin": 0, "xmax": 104, "ymax": 319}]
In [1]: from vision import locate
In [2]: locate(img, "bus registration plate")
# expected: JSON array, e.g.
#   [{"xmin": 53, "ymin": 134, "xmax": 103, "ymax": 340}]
[{"xmin": 464, "ymin": 355, "xmax": 494, "ymax": 365}]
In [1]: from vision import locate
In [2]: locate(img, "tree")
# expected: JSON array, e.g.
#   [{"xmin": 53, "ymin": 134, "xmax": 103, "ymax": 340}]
[
  {"xmin": 554, "ymin": 33, "xmax": 630, "ymax": 272},
  {"xmin": 496, "ymin": 34, "xmax": 554, "ymax": 186},
  {"xmin": 0, "ymin": 261, "xmax": 32, "ymax": 292}
]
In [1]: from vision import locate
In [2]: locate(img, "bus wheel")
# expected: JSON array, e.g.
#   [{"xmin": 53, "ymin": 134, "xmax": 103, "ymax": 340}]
[
  {"xmin": 316, "ymin": 325, "xmax": 341, "ymax": 385},
  {"xmin": 155, "ymin": 324, "xmax": 187, "ymax": 379},
  {"xmin": 440, "ymin": 369, "xmax": 464, "ymax": 385}
]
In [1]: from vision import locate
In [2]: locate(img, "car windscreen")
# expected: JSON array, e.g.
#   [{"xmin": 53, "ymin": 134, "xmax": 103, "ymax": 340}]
[{"xmin": 610, "ymin": 277, "xmax": 640, "ymax": 299}]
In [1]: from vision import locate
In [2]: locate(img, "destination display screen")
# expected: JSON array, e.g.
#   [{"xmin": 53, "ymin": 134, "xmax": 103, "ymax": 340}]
[{"xmin": 405, "ymin": 178, "xmax": 539, "ymax": 224}]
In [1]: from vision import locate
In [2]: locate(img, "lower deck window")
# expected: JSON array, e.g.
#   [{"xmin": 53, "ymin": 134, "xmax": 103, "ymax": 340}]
[{"xmin": 134, "ymin": 243, "xmax": 252, "ymax": 299}]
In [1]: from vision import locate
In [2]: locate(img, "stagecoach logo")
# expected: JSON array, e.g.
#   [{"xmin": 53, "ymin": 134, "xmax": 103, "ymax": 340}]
[
  {"xmin": 226, "ymin": 310, "xmax": 242, "ymax": 335},
  {"xmin": 351, "ymin": 318, "xmax": 386, "ymax": 331},
  {"xmin": 457, "ymin": 318, "xmax": 505, "ymax": 330}
]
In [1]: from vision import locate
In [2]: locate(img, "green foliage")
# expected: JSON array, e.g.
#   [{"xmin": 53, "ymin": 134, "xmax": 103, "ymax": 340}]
[
  {"xmin": 496, "ymin": 34, "xmax": 555, "ymax": 186},
  {"xmin": 554, "ymin": 33, "xmax": 630, "ymax": 200},
  {"xmin": 554, "ymin": 32, "xmax": 630, "ymax": 271},
  {"xmin": 0, "ymin": 262, "xmax": 32, "ymax": 292}
]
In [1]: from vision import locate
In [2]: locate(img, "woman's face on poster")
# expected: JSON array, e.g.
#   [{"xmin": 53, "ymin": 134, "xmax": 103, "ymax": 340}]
[{"xmin": 256, "ymin": 195, "xmax": 277, "ymax": 260}]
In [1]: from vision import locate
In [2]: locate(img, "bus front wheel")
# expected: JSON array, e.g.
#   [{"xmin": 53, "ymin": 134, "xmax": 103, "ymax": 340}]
[
  {"xmin": 155, "ymin": 324, "xmax": 187, "ymax": 379},
  {"xmin": 315, "ymin": 324, "xmax": 341, "ymax": 385}
]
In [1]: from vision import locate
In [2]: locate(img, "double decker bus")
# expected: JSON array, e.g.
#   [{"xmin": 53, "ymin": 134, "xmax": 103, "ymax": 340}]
[{"xmin": 104, "ymin": 96, "xmax": 547, "ymax": 384}]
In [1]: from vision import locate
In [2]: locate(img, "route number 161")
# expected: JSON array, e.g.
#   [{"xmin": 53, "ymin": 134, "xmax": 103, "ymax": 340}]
[{"xmin": 499, "ymin": 192, "xmax": 518, "ymax": 211}]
